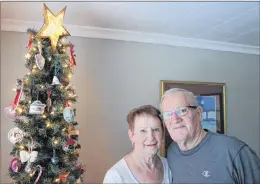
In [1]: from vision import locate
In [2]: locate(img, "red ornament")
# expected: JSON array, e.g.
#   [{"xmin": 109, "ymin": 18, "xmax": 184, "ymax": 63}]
[
  {"xmin": 10, "ymin": 158, "xmax": 21, "ymax": 173},
  {"xmin": 67, "ymin": 138, "xmax": 75, "ymax": 145},
  {"xmin": 26, "ymin": 39, "xmax": 32, "ymax": 49},
  {"xmin": 69, "ymin": 42, "xmax": 76, "ymax": 66},
  {"xmin": 26, "ymin": 33, "xmax": 34, "ymax": 49}
]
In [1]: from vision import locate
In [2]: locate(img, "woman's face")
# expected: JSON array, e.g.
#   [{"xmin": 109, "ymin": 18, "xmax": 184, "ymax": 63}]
[{"xmin": 129, "ymin": 114, "xmax": 163, "ymax": 155}]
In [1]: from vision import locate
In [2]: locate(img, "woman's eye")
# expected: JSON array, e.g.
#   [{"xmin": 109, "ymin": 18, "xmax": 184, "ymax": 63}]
[{"xmin": 153, "ymin": 128, "xmax": 160, "ymax": 132}]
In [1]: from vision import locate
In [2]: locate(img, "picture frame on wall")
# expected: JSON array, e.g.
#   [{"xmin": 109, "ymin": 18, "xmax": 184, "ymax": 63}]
[{"xmin": 159, "ymin": 80, "xmax": 226, "ymax": 157}]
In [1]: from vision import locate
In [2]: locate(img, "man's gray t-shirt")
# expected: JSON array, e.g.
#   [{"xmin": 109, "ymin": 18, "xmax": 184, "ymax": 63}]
[{"xmin": 167, "ymin": 130, "xmax": 260, "ymax": 183}]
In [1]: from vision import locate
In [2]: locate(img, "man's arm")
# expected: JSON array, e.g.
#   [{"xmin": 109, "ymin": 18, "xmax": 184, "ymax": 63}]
[{"xmin": 232, "ymin": 145, "xmax": 260, "ymax": 183}]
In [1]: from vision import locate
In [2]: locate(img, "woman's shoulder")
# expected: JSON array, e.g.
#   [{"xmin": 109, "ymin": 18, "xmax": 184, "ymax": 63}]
[
  {"xmin": 158, "ymin": 155, "xmax": 168, "ymax": 164},
  {"xmin": 158, "ymin": 155, "xmax": 171, "ymax": 170},
  {"xmin": 158, "ymin": 155, "xmax": 173, "ymax": 183},
  {"xmin": 107, "ymin": 158, "xmax": 126, "ymax": 171},
  {"xmin": 103, "ymin": 158, "xmax": 126, "ymax": 183}
]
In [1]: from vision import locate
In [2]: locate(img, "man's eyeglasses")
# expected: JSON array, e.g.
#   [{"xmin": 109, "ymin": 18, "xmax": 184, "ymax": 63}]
[{"xmin": 162, "ymin": 106, "xmax": 197, "ymax": 120}]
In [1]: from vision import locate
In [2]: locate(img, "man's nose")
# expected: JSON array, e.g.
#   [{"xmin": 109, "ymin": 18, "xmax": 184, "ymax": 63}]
[{"xmin": 171, "ymin": 113, "xmax": 181, "ymax": 122}]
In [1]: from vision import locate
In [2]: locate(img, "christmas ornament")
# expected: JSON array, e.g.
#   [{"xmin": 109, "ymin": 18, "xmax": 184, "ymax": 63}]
[
  {"xmin": 51, "ymin": 76, "xmax": 60, "ymax": 85},
  {"xmin": 51, "ymin": 149, "xmax": 59, "ymax": 164},
  {"xmin": 69, "ymin": 129, "xmax": 79, "ymax": 136},
  {"xmin": 75, "ymin": 144, "xmax": 81, "ymax": 154},
  {"xmin": 69, "ymin": 43, "xmax": 76, "ymax": 66},
  {"xmin": 68, "ymin": 42, "xmax": 76, "ymax": 73},
  {"xmin": 29, "ymin": 100, "xmax": 46, "ymax": 114},
  {"xmin": 4, "ymin": 106, "xmax": 17, "ymax": 120},
  {"xmin": 81, "ymin": 166, "xmax": 86, "ymax": 174},
  {"xmin": 35, "ymin": 41, "xmax": 45, "ymax": 70},
  {"xmin": 63, "ymin": 101, "xmax": 74, "ymax": 123},
  {"xmin": 20, "ymin": 150, "xmax": 38, "ymax": 163},
  {"xmin": 20, "ymin": 140, "xmax": 38, "ymax": 173},
  {"xmin": 4, "ymin": 80, "xmax": 24, "ymax": 120},
  {"xmin": 52, "ymin": 64, "xmax": 60, "ymax": 85},
  {"xmin": 60, "ymin": 172, "xmax": 70, "ymax": 183},
  {"xmin": 33, "ymin": 165, "xmax": 43, "ymax": 184},
  {"xmin": 25, "ymin": 162, "xmax": 33, "ymax": 173},
  {"xmin": 46, "ymin": 89, "xmax": 52, "ymax": 112},
  {"xmin": 10, "ymin": 158, "xmax": 21, "ymax": 173},
  {"xmin": 67, "ymin": 137, "xmax": 75, "ymax": 145},
  {"xmin": 26, "ymin": 32, "xmax": 34, "ymax": 49},
  {"xmin": 63, "ymin": 137, "xmax": 76, "ymax": 152},
  {"xmin": 63, "ymin": 106, "xmax": 74, "ymax": 123},
  {"xmin": 62, "ymin": 144, "xmax": 69, "ymax": 152},
  {"xmin": 36, "ymin": 3, "xmax": 70, "ymax": 51},
  {"xmin": 8, "ymin": 127, "xmax": 24, "ymax": 144}
]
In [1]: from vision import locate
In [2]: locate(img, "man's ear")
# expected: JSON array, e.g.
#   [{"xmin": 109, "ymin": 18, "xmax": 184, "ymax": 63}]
[{"xmin": 197, "ymin": 106, "xmax": 203, "ymax": 121}]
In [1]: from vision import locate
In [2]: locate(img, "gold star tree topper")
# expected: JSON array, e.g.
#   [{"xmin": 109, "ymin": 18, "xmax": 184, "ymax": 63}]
[{"xmin": 37, "ymin": 3, "xmax": 70, "ymax": 51}]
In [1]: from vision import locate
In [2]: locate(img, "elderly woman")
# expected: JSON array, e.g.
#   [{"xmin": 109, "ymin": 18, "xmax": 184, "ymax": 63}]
[{"xmin": 103, "ymin": 105, "xmax": 172, "ymax": 183}]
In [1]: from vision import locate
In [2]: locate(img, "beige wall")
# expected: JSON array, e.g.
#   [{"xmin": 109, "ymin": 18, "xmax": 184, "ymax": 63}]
[{"xmin": 1, "ymin": 31, "xmax": 259, "ymax": 183}]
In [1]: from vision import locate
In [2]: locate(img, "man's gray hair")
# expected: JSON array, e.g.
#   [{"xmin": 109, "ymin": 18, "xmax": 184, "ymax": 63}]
[{"xmin": 160, "ymin": 88, "xmax": 198, "ymax": 111}]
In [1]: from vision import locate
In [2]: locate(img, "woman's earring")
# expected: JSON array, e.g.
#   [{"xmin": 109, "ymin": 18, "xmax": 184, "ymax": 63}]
[{"xmin": 132, "ymin": 142, "xmax": 135, "ymax": 148}]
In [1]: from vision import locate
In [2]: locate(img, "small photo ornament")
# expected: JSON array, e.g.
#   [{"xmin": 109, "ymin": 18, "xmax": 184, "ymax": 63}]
[
  {"xmin": 63, "ymin": 106, "xmax": 74, "ymax": 123},
  {"xmin": 29, "ymin": 100, "xmax": 46, "ymax": 114},
  {"xmin": 8, "ymin": 127, "xmax": 24, "ymax": 144}
]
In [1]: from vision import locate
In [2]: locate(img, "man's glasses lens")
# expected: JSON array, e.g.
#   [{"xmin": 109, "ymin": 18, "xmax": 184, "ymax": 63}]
[{"xmin": 163, "ymin": 106, "xmax": 197, "ymax": 120}]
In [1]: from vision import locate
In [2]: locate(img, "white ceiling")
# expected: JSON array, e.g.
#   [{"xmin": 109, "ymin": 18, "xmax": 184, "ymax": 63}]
[{"xmin": 1, "ymin": 2, "xmax": 260, "ymax": 54}]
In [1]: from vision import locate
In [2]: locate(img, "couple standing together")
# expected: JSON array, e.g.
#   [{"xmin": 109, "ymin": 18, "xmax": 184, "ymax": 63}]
[{"xmin": 103, "ymin": 88, "xmax": 260, "ymax": 183}]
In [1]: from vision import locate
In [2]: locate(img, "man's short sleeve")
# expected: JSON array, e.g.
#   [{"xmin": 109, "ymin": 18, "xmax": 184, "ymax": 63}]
[{"xmin": 233, "ymin": 145, "xmax": 260, "ymax": 183}]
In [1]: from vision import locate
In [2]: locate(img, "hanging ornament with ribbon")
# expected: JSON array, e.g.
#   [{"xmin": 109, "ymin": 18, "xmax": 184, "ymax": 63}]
[
  {"xmin": 63, "ymin": 100, "xmax": 74, "ymax": 123},
  {"xmin": 29, "ymin": 92, "xmax": 46, "ymax": 114},
  {"xmin": 51, "ymin": 149, "xmax": 59, "ymax": 164},
  {"xmin": 26, "ymin": 32, "xmax": 34, "ymax": 49},
  {"xmin": 68, "ymin": 42, "xmax": 76, "ymax": 73},
  {"xmin": 20, "ymin": 140, "xmax": 38, "ymax": 173},
  {"xmin": 52, "ymin": 64, "xmax": 60, "ymax": 85},
  {"xmin": 69, "ymin": 42, "xmax": 76, "ymax": 66},
  {"xmin": 35, "ymin": 41, "xmax": 45, "ymax": 70},
  {"xmin": 46, "ymin": 88, "xmax": 52, "ymax": 112},
  {"xmin": 4, "ymin": 80, "xmax": 24, "ymax": 120}
]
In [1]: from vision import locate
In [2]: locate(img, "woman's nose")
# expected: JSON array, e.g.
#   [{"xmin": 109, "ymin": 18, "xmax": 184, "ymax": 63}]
[{"xmin": 147, "ymin": 130, "xmax": 155, "ymax": 140}]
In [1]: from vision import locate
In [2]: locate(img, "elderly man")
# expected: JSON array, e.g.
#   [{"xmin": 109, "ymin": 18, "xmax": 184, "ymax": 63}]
[{"xmin": 160, "ymin": 88, "xmax": 260, "ymax": 183}]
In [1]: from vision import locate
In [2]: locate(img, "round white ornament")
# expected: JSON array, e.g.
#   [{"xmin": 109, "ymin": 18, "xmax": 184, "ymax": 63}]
[
  {"xmin": 63, "ymin": 107, "xmax": 74, "ymax": 123},
  {"xmin": 8, "ymin": 127, "xmax": 24, "ymax": 144}
]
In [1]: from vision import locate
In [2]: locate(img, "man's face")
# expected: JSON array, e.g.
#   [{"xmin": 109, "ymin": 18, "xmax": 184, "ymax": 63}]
[{"xmin": 161, "ymin": 92, "xmax": 202, "ymax": 143}]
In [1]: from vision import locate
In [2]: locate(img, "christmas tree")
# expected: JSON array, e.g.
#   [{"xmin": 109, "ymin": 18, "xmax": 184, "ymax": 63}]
[{"xmin": 5, "ymin": 4, "xmax": 86, "ymax": 183}]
